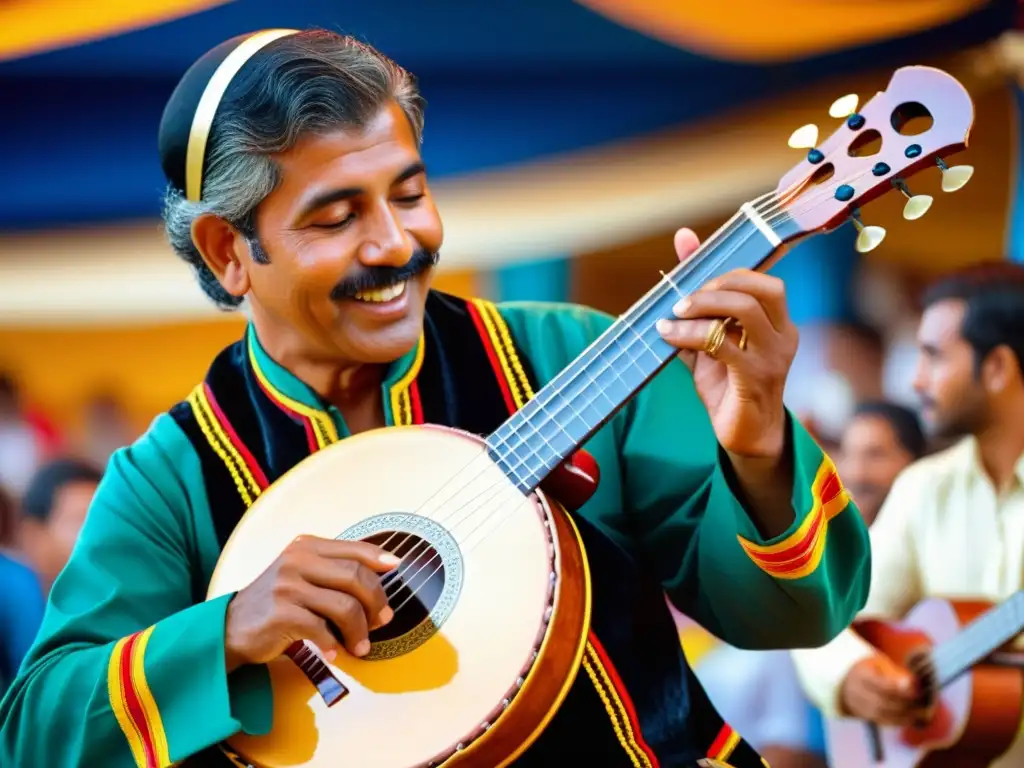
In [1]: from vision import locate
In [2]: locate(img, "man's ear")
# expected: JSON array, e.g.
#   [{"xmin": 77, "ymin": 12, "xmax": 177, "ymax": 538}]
[
  {"xmin": 190, "ymin": 214, "xmax": 251, "ymax": 299},
  {"xmin": 982, "ymin": 344, "xmax": 1022, "ymax": 395}
]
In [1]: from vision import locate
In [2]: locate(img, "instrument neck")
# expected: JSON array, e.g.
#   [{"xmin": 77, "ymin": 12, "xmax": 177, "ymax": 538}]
[
  {"xmin": 485, "ymin": 204, "xmax": 800, "ymax": 493},
  {"xmin": 933, "ymin": 591, "xmax": 1024, "ymax": 687}
]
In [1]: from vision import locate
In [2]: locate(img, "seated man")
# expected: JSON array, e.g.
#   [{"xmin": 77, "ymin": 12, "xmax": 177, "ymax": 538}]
[{"xmin": 0, "ymin": 29, "xmax": 870, "ymax": 768}]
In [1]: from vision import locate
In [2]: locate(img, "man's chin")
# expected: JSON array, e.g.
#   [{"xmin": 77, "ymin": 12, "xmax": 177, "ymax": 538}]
[{"xmin": 338, "ymin": 311, "xmax": 425, "ymax": 366}]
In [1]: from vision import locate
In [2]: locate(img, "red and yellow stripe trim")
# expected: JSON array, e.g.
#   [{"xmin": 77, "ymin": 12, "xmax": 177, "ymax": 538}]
[
  {"xmin": 388, "ymin": 334, "xmax": 426, "ymax": 426},
  {"xmin": 466, "ymin": 298, "xmax": 535, "ymax": 409},
  {"xmin": 187, "ymin": 383, "xmax": 268, "ymax": 507},
  {"xmin": 706, "ymin": 723, "xmax": 741, "ymax": 764},
  {"xmin": 582, "ymin": 632, "xmax": 660, "ymax": 768},
  {"xmin": 107, "ymin": 626, "xmax": 171, "ymax": 768},
  {"xmin": 736, "ymin": 455, "xmax": 850, "ymax": 580},
  {"xmin": 246, "ymin": 335, "xmax": 339, "ymax": 450}
]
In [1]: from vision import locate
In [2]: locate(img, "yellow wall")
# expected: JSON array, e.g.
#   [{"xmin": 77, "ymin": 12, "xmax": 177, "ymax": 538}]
[{"xmin": 0, "ymin": 270, "xmax": 478, "ymax": 432}]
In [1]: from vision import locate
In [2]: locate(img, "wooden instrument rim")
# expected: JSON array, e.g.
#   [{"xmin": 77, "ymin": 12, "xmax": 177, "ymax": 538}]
[{"xmin": 477, "ymin": 498, "xmax": 592, "ymax": 768}]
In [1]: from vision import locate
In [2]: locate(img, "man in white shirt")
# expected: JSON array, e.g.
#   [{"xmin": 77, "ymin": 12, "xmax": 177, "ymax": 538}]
[{"xmin": 792, "ymin": 263, "xmax": 1024, "ymax": 767}]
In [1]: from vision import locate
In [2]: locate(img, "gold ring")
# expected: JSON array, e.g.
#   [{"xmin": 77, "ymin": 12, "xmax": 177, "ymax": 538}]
[
  {"xmin": 705, "ymin": 316, "xmax": 747, "ymax": 357},
  {"xmin": 704, "ymin": 318, "xmax": 729, "ymax": 358}
]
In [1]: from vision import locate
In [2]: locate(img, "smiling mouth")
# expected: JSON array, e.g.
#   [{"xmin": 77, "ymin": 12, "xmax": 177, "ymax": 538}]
[{"xmin": 352, "ymin": 281, "xmax": 407, "ymax": 303}]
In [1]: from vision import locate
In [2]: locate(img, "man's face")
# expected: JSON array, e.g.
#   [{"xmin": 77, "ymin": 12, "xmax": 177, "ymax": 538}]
[
  {"xmin": 23, "ymin": 479, "xmax": 97, "ymax": 585},
  {"xmin": 838, "ymin": 415, "xmax": 914, "ymax": 526},
  {"xmin": 913, "ymin": 299, "xmax": 988, "ymax": 438},
  {"xmin": 243, "ymin": 101, "xmax": 443, "ymax": 366}
]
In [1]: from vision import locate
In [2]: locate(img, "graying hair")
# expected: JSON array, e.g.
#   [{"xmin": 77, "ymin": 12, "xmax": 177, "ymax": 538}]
[{"xmin": 162, "ymin": 31, "xmax": 426, "ymax": 309}]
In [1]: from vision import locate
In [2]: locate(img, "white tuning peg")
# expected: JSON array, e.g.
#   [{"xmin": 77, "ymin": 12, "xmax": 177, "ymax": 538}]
[
  {"xmin": 892, "ymin": 178, "xmax": 933, "ymax": 221},
  {"xmin": 851, "ymin": 211, "xmax": 886, "ymax": 253},
  {"xmin": 903, "ymin": 195, "xmax": 934, "ymax": 220},
  {"xmin": 854, "ymin": 222, "xmax": 887, "ymax": 253},
  {"xmin": 788, "ymin": 123, "xmax": 819, "ymax": 149},
  {"xmin": 936, "ymin": 159, "xmax": 974, "ymax": 192},
  {"xmin": 828, "ymin": 94, "xmax": 859, "ymax": 118}
]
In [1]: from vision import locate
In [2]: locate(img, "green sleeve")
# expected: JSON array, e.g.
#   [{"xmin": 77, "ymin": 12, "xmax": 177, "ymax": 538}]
[
  {"xmin": 497, "ymin": 300, "xmax": 871, "ymax": 651},
  {"xmin": 0, "ymin": 415, "xmax": 271, "ymax": 768}
]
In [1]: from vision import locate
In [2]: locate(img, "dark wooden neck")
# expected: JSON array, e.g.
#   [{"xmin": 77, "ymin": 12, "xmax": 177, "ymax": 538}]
[
  {"xmin": 932, "ymin": 592, "xmax": 1024, "ymax": 687},
  {"xmin": 485, "ymin": 204, "xmax": 801, "ymax": 492}
]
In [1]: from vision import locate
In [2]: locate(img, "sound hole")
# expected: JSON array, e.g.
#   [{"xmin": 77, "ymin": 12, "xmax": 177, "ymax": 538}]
[
  {"xmin": 848, "ymin": 129, "xmax": 882, "ymax": 157},
  {"xmin": 365, "ymin": 530, "xmax": 446, "ymax": 644},
  {"xmin": 891, "ymin": 101, "xmax": 933, "ymax": 136},
  {"xmin": 338, "ymin": 512, "xmax": 464, "ymax": 660}
]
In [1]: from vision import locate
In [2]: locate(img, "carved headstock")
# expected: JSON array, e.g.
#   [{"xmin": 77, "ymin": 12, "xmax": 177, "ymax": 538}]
[{"xmin": 774, "ymin": 66, "xmax": 975, "ymax": 253}]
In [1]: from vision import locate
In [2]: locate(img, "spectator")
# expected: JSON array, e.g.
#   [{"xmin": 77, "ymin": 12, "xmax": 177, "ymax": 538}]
[
  {"xmin": 77, "ymin": 391, "xmax": 134, "ymax": 469},
  {"xmin": 0, "ymin": 486, "xmax": 45, "ymax": 698},
  {"xmin": 0, "ymin": 374, "xmax": 43, "ymax": 497},
  {"xmin": 18, "ymin": 459, "xmax": 102, "ymax": 591},
  {"xmin": 838, "ymin": 401, "xmax": 926, "ymax": 526}
]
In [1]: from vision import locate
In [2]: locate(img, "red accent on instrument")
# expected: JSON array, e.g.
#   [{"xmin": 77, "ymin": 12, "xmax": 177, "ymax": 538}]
[{"xmin": 539, "ymin": 450, "xmax": 601, "ymax": 511}]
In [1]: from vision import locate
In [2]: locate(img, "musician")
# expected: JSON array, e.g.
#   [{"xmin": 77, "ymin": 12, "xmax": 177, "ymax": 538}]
[
  {"xmin": 792, "ymin": 263, "xmax": 1024, "ymax": 768},
  {"xmin": 0, "ymin": 29, "xmax": 871, "ymax": 768}
]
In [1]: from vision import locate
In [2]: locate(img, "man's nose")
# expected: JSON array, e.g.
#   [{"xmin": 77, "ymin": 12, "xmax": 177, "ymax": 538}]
[{"xmin": 358, "ymin": 204, "xmax": 414, "ymax": 267}]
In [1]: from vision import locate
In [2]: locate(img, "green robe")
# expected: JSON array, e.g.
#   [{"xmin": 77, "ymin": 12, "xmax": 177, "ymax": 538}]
[{"xmin": 0, "ymin": 294, "xmax": 870, "ymax": 767}]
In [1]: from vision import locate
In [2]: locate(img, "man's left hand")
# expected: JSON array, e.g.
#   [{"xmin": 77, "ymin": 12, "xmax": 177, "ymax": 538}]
[{"xmin": 656, "ymin": 227, "xmax": 798, "ymax": 461}]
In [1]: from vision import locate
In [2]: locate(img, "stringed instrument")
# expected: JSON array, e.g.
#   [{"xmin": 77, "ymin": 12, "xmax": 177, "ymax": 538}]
[
  {"xmin": 825, "ymin": 593, "xmax": 1024, "ymax": 768},
  {"xmin": 205, "ymin": 66, "xmax": 976, "ymax": 768}
]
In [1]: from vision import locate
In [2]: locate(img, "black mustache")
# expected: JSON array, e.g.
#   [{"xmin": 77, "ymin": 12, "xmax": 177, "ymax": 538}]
[{"xmin": 330, "ymin": 250, "xmax": 439, "ymax": 301}]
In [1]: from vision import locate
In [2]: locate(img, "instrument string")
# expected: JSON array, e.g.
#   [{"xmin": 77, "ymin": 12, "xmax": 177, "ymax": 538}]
[
  {"xmin": 381, "ymin": 168, "xmax": 872, "ymax": 604},
  {"xmin": 378, "ymin": 168, "xmax": 874, "ymax": 613},
  {"xmin": 372, "ymin": 169, "xmax": 832, "ymax": 584},
  {"xmin": 375, "ymin": 203, "xmax": 770, "ymax": 593}
]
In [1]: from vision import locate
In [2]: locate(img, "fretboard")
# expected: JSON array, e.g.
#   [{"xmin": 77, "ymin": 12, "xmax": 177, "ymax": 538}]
[
  {"xmin": 933, "ymin": 591, "xmax": 1024, "ymax": 687},
  {"xmin": 485, "ymin": 204, "xmax": 801, "ymax": 492}
]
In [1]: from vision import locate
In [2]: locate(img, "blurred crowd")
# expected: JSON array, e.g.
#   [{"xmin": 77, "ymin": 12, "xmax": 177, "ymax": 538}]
[{"xmin": 2, "ymin": 255, "xmax": 1023, "ymax": 767}]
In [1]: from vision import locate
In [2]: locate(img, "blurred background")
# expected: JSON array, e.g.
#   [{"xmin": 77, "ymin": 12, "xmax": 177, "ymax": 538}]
[{"xmin": 2, "ymin": 0, "xmax": 1024, "ymax": 765}]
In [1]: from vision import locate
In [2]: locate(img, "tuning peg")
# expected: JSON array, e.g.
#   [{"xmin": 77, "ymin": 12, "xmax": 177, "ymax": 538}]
[
  {"xmin": 828, "ymin": 94, "xmax": 859, "ymax": 118},
  {"xmin": 852, "ymin": 210, "xmax": 886, "ymax": 253},
  {"xmin": 892, "ymin": 178, "xmax": 933, "ymax": 220},
  {"xmin": 788, "ymin": 124, "xmax": 819, "ymax": 150},
  {"xmin": 936, "ymin": 158, "xmax": 974, "ymax": 192}
]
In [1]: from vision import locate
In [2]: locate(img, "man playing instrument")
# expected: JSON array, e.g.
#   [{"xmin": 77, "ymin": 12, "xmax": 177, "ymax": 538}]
[
  {"xmin": 792, "ymin": 264, "xmax": 1024, "ymax": 768},
  {"xmin": 0, "ymin": 29, "xmax": 870, "ymax": 768}
]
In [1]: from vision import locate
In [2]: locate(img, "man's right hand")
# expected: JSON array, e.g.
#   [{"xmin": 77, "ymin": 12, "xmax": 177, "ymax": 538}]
[
  {"xmin": 839, "ymin": 655, "xmax": 929, "ymax": 726},
  {"xmin": 224, "ymin": 535, "xmax": 400, "ymax": 672}
]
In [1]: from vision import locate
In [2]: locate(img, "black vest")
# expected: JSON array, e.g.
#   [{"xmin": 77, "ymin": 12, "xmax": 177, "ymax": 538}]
[{"xmin": 171, "ymin": 291, "xmax": 766, "ymax": 768}]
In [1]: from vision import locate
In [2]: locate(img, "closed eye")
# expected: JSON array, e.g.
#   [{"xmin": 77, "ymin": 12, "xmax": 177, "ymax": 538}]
[
  {"xmin": 312, "ymin": 213, "xmax": 356, "ymax": 230},
  {"xmin": 394, "ymin": 194, "xmax": 425, "ymax": 205}
]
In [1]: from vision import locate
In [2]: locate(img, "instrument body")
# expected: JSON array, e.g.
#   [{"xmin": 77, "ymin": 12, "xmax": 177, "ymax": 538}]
[
  {"xmin": 207, "ymin": 425, "xmax": 593, "ymax": 768},
  {"xmin": 826, "ymin": 598, "xmax": 1024, "ymax": 768}
]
